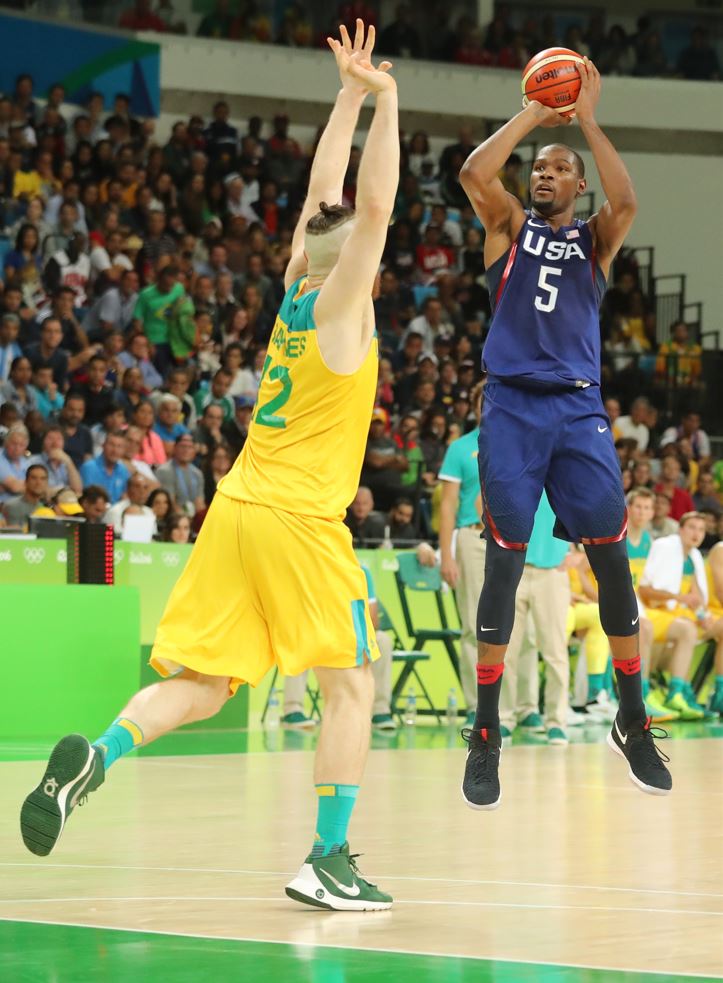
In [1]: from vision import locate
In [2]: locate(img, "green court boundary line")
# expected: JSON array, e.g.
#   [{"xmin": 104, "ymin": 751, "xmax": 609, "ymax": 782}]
[{"xmin": 1, "ymin": 917, "xmax": 720, "ymax": 981}]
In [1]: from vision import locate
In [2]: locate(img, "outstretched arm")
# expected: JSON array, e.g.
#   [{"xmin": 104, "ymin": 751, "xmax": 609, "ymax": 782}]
[
  {"xmin": 285, "ymin": 21, "xmax": 385, "ymax": 290},
  {"xmin": 460, "ymin": 102, "xmax": 571, "ymax": 267},
  {"xmin": 577, "ymin": 58, "xmax": 637, "ymax": 277}
]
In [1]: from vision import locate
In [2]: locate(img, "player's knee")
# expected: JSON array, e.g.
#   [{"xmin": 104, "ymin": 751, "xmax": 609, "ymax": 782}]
[
  {"xmin": 476, "ymin": 536, "xmax": 527, "ymax": 646},
  {"xmin": 317, "ymin": 663, "xmax": 374, "ymax": 707},
  {"xmin": 676, "ymin": 619, "xmax": 698, "ymax": 644},
  {"xmin": 196, "ymin": 674, "xmax": 232, "ymax": 718},
  {"xmin": 584, "ymin": 540, "xmax": 638, "ymax": 636}
]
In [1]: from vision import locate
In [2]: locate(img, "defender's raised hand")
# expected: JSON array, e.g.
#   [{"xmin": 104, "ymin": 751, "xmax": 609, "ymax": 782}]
[
  {"xmin": 346, "ymin": 51, "xmax": 396, "ymax": 94},
  {"xmin": 327, "ymin": 19, "xmax": 391, "ymax": 96}
]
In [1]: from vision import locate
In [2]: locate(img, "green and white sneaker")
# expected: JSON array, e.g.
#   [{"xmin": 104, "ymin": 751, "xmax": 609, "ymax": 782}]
[
  {"xmin": 371, "ymin": 714, "xmax": 397, "ymax": 731},
  {"xmin": 281, "ymin": 712, "xmax": 317, "ymax": 730},
  {"xmin": 285, "ymin": 842, "xmax": 392, "ymax": 911},
  {"xmin": 20, "ymin": 734, "xmax": 105, "ymax": 857},
  {"xmin": 518, "ymin": 712, "xmax": 545, "ymax": 733},
  {"xmin": 547, "ymin": 727, "xmax": 568, "ymax": 746},
  {"xmin": 682, "ymin": 683, "xmax": 717, "ymax": 721},
  {"xmin": 664, "ymin": 691, "xmax": 704, "ymax": 722}
]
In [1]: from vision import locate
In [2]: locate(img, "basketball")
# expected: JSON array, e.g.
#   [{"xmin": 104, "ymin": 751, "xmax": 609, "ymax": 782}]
[{"xmin": 522, "ymin": 47, "xmax": 584, "ymax": 115}]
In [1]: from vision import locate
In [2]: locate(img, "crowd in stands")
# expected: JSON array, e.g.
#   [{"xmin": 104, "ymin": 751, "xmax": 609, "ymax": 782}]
[
  {"xmin": 0, "ymin": 72, "xmax": 719, "ymax": 555},
  {"xmin": 103, "ymin": 0, "xmax": 722, "ymax": 82}
]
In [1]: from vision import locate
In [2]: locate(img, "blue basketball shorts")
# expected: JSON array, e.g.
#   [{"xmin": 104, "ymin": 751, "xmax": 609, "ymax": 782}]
[{"xmin": 477, "ymin": 380, "xmax": 627, "ymax": 548}]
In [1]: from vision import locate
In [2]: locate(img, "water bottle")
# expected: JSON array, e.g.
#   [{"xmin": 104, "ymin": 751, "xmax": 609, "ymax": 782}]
[
  {"xmin": 446, "ymin": 687, "xmax": 458, "ymax": 726},
  {"xmin": 404, "ymin": 688, "xmax": 417, "ymax": 727},
  {"xmin": 381, "ymin": 525, "xmax": 393, "ymax": 550},
  {"xmin": 265, "ymin": 687, "xmax": 280, "ymax": 729}
]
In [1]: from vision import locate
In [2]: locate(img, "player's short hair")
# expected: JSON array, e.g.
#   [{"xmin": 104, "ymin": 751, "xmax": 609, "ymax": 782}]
[
  {"xmin": 679, "ymin": 511, "xmax": 705, "ymax": 528},
  {"xmin": 306, "ymin": 202, "xmax": 355, "ymax": 236},
  {"xmin": 538, "ymin": 143, "xmax": 585, "ymax": 178}
]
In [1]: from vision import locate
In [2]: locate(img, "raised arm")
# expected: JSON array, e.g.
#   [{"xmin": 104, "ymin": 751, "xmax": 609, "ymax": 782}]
[
  {"xmin": 313, "ymin": 54, "xmax": 398, "ymax": 358},
  {"xmin": 577, "ymin": 58, "xmax": 637, "ymax": 278},
  {"xmin": 460, "ymin": 101, "xmax": 569, "ymax": 266},
  {"xmin": 285, "ymin": 21, "xmax": 380, "ymax": 290}
]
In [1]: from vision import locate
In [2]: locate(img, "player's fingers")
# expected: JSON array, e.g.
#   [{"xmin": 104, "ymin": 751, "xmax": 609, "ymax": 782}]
[
  {"xmin": 378, "ymin": 60, "xmax": 393, "ymax": 72},
  {"xmin": 327, "ymin": 37, "xmax": 340, "ymax": 54},
  {"xmin": 353, "ymin": 17, "xmax": 364, "ymax": 51},
  {"xmin": 363, "ymin": 23, "xmax": 376, "ymax": 56},
  {"xmin": 339, "ymin": 23, "xmax": 351, "ymax": 51}
]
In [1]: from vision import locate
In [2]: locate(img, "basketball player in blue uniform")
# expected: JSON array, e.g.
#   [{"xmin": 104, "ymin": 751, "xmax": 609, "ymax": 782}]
[{"xmin": 459, "ymin": 57, "xmax": 671, "ymax": 806}]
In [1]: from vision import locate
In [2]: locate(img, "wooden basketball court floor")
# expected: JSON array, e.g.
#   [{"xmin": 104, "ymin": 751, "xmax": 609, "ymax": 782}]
[{"xmin": 1, "ymin": 728, "xmax": 722, "ymax": 982}]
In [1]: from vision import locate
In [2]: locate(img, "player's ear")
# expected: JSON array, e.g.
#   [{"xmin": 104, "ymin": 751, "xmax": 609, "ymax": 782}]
[{"xmin": 575, "ymin": 177, "xmax": 587, "ymax": 198}]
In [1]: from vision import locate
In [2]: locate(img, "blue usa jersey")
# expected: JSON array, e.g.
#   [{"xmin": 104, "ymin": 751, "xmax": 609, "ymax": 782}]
[{"xmin": 484, "ymin": 214, "xmax": 606, "ymax": 389}]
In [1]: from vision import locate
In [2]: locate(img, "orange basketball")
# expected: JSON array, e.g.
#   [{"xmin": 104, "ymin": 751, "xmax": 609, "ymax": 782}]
[{"xmin": 522, "ymin": 47, "xmax": 583, "ymax": 116}]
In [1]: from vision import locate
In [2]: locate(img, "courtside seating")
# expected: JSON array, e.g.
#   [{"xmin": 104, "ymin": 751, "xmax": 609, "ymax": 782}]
[{"xmin": 378, "ymin": 600, "xmax": 438, "ymax": 724}]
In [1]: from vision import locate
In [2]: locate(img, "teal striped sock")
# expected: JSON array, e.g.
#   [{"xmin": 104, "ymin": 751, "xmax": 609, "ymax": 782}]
[
  {"xmin": 92, "ymin": 718, "xmax": 144, "ymax": 770},
  {"xmin": 312, "ymin": 784, "xmax": 359, "ymax": 858}
]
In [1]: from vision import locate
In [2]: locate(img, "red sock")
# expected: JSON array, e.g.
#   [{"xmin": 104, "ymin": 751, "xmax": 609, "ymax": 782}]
[
  {"xmin": 613, "ymin": 656, "xmax": 645, "ymax": 725},
  {"xmin": 474, "ymin": 662, "xmax": 504, "ymax": 730}
]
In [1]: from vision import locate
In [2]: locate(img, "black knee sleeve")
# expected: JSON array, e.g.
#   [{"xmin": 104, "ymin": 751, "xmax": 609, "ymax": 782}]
[
  {"xmin": 584, "ymin": 540, "xmax": 639, "ymax": 637},
  {"xmin": 476, "ymin": 533, "xmax": 527, "ymax": 646}
]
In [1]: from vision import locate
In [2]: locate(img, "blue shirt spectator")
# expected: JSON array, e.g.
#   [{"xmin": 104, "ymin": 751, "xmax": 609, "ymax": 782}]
[
  {"xmin": 0, "ymin": 426, "xmax": 30, "ymax": 503},
  {"xmin": 153, "ymin": 420, "xmax": 189, "ymax": 444},
  {"xmin": 526, "ymin": 493, "xmax": 569, "ymax": 569},
  {"xmin": 79, "ymin": 432, "xmax": 129, "ymax": 504},
  {"xmin": 438, "ymin": 427, "xmax": 480, "ymax": 528}
]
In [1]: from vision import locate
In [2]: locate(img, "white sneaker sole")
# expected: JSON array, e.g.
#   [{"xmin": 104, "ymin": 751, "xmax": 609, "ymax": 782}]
[
  {"xmin": 606, "ymin": 731, "xmax": 671, "ymax": 796},
  {"xmin": 285, "ymin": 863, "xmax": 392, "ymax": 911},
  {"xmin": 460, "ymin": 785, "xmax": 501, "ymax": 810}
]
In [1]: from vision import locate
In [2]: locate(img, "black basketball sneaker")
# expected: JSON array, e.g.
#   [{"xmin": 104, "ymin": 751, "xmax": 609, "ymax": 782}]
[
  {"xmin": 461, "ymin": 727, "xmax": 502, "ymax": 810},
  {"xmin": 607, "ymin": 713, "xmax": 672, "ymax": 795}
]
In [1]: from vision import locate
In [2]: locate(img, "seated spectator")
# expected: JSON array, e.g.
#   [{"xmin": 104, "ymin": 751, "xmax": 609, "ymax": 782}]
[
  {"xmin": 84, "ymin": 269, "xmax": 139, "ymax": 339},
  {"xmin": 38, "ymin": 287, "xmax": 96, "ymax": 368},
  {"xmin": 44, "ymin": 233, "xmax": 91, "ymax": 308},
  {"xmin": 0, "ymin": 423, "xmax": 30, "ymax": 504},
  {"xmin": 222, "ymin": 395, "xmax": 253, "ymax": 458},
  {"xmin": 69, "ymin": 354, "xmax": 116, "ymax": 426},
  {"xmin": 655, "ymin": 455, "xmax": 695, "ymax": 521},
  {"xmin": 661, "ymin": 411, "xmax": 711, "ymax": 465},
  {"xmin": 415, "ymin": 224, "xmax": 456, "ymax": 283},
  {"xmin": 132, "ymin": 264, "xmax": 185, "ymax": 376},
  {"xmin": 29, "ymin": 424, "xmax": 82, "ymax": 495},
  {"xmin": 194, "ymin": 367, "xmax": 235, "ymax": 422},
  {"xmin": 117, "ymin": 366, "xmax": 147, "ymax": 421},
  {"xmin": 79, "ymin": 484, "xmax": 110, "ymax": 522},
  {"xmin": 597, "ymin": 24, "xmax": 635, "ymax": 75},
  {"xmin": 146, "ymin": 486, "xmax": 173, "ymax": 538},
  {"xmin": 118, "ymin": 333, "xmax": 164, "ymax": 391},
  {"xmin": 693, "ymin": 472, "xmax": 722, "ymax": 516},
  {"xmin": 402, "ymin": 298, "xmax": 453, "ymax": 350},
  {"xmin": 615, "ymin": 397, "xmax": 650, "ymax": 451},
  {"xmin": 156, "ymin": 366, "xmax": 197, "ymax": 429},
  {"xmin": 0, "ymin": 314, "xmax": 23, "ymax": 385},
  {"xmin": 631, "ymin": 458, "xmax": 653, "ymax": 489},
  {"xmin": 79, "ymin": 431, "xmax": 130, "ymax": 504},
  {"xmin": 105, "ymin": 472, "xmax": 155, "ymax": 534},
  {"xmin": 29, "ymin": 363, "xmax": 63, "ymax": 420},
  {"xmin": 194, "ymin": 403, "xmax": 225, "ymax": 458},
  {"xmin": 677, "ymin": 26, "xmax": 720, "ymax": 81},
  {"xmin": 378, "ymin": 4, "xmax": 421, "ymax": 58},
  {"xmin": 388, "ymin": 495, "xmax": 416, "ymax": 543},
  {"xmin": 24, "ymin": 318, "xmax": 70, "ymax": 391},
  {"xmin": 156, "ymin": 433, "xmax": 205, "ymax": 516},
  {"xmin": 345, "ymin": 486, "xmax": 387, "ymax": 546},
  {"xmin": 360, "ymin": 413, "xmax": 408, "ymax": 511},
  {"xmin": 153, "ymin": 393, "xmax": 189, "ymax": 456},
  {"xmin": 651, "ymin": 491, "xmax": 679, "ymax": 540},
  {"xmin": 203, "ymin": 442, "xmax": 232, "ymax": 504},
  {"xmin": 91, "ymin": 403, "xmax": 127, "ymax": 457},
  {"xmin": 163, "ymin": 512, "xmax": 192, "ymax": 544},
  {"xmin": 655, "ymin": 321, "xmax": 702, "ymax": 388},
  {"xmin": 53, "ymin": 396, "xmax": 88, "ymax": 466},
  {"xmin": 0, "ymin": 357, "xmax": 36, "ymax": 417},
  {"xmin": 1, "ymin": 453, "xmax": 43, "ymax": 524},
  {"xmin": 395, "ymin": 414, "xmax": 426, "ymax": 489},
  {"xmin": 4, "ymin": 224, "xmax": 43, "ymax": 307}
]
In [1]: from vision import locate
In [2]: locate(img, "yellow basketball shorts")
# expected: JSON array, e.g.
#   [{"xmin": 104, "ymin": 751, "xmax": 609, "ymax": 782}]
[
  {"xmin": 645, "ymin": 606, "xmax": 699, "ymax": 645},
  {"xmin": 150, "ymin": 492, "xmax": 379, "ymax": 693}
]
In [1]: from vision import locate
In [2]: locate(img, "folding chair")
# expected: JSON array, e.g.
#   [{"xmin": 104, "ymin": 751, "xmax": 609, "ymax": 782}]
[
  {"xmin": 377, "ymin": 600, "xmax": 439, "ymax": 724},
  {"xmin": 260, "ymin": 667, "xmax": 322, "ymax": 724},
  {"xmin": 395, "ymin": 553, "xmax": 461, "ymax": 672}
]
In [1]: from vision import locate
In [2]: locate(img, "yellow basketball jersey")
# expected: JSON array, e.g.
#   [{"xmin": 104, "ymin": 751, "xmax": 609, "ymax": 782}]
[
  {"xmin": 707, "ymin": 543, "xmax": 723, "ymax": 614},
  {"xmin": 219, "ymin": 277, "xmax": 378, "ymax": 521}
]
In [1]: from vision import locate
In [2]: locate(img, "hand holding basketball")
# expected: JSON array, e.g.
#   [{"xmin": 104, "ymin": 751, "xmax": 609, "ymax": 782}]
[
  {"xmin": 524, "ymin": 97, "xmax": 574, "ymax": 128},
  {"xmin": 574, "ymin": 57, "xmax": 601, "ymax": 123}
]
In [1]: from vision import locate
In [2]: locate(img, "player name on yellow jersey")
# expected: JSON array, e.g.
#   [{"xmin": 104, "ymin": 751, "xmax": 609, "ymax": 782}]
[{"xmin": 219, "ymin": 276, "xmax": 378, "ymax": 521}]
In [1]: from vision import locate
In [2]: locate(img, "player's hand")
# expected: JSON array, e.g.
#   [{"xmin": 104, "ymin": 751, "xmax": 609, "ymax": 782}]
[
  {"xmin": 573, "ymin": 57, "xmax": 601, "ymax": 124},
  {"xmin": 523, "ymin": 96, "xmax": 574, "ymax": 128},
  {"xmin": 440, "ymin": 555, "xmax": 459, "ymax": 589},
  {"xmin": 327, "ymin": 20, "xmax": 390, "ymax": 97},
  {"xmin": 346, "ymin": 51, "xmax": 396, "ymax": 95}
]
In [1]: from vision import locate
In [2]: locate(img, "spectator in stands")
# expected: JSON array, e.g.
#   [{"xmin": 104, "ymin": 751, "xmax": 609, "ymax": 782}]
[
  {"xmin": 132, "ymin": 264, "xmax": 184, "ymax": 375},
  {"xmin": 615, "ymin": 396, "xmax": 650, "ymax": 451},
  {"xmin": 24, "ymin": 318, "xmax": 69, "ymax": 391},
  {"xmin": 0, "ymin": 356, "xmax": 37, "ymax": 417},
  {"xmin": 345, "ymin": 486, "xmax": 386, "ymax": 547},
  {"xmin": 378, "ymin": 3, "xmax": 421, "ymax": 58},
  {"xmin": 44, "ymin": 233, "xmax": 91, "ymax": 307},
  {"xmin": 4, "ymin": 224, "xmax": 43, "ymax": 306},
  {"xmin": 693, "ymin": 472, "xmax": 722, "ymax": 515},
  {"xmin": 40, "ymin": 288, "xmax": 97, "ymax": 368},
  {"xmin": 156, "ymin": 433, "xmax": 205, "ymax": 516},
  {"xmin": 91, "ymin": 402, "xmax": 127, "ymax": 457},
  {"xmin": 118, "ymin": 333, "xmax": 163, "ymax": 391},
  {"xmin": 661, "ymin": 411, "xmax": 711, "ymax": 465},
  {"xmin": 79, "ymin": 484, "xmax": 110, "ymax": 522},
  {"xmin": 0, "ymin": 314, "xmax": 23, "ymax": 385},
  {"xmin": 57, "ymin": 393, "xmax": 92, "ymax": 468},
  {"xmin": 70, "ymin": 354, "xmax": 116, "ymax": 426},
  {"xmin": 655, "ymin": 321, "xmax": 702, "ymax": 388},
  {"xmin": 163, "ymin": 512, "xmax": 192, "ymax": 543},
  {"xmin": 388, "ymin": 496, "xmax": 416, "ymax": 543},
  {"xmin": 151, "ymin": 394, "xmax": 188, "ymax": 457},
  {"xmin": 194, "ymin": 403, "xmax": 225, "ymax": 459},
  {"xmin": 0, "ymin": 423, "xmax": 30, "ymax": 503},
  {"xmin": 651, "ymin": 491, "xmax": 679, "ymax": 540},
  {"xmin": 677, "ymin": 27, "xmax": 720, "ymax": 81},
  {"xmin": 361, "ymin": 412, "xmax": 408, "ymax": 512},
  {"xmin": 1, "ymin": 461, "xmax": 48, "ymax": 528},
  {"xmin": 632, "ymin": 458, "xmax": 653, "ymax": 489},
  {"xmin": 80, "ymin": 431, "xmax": 130, "ymax": 504},
  {"xmin": 655, "ymin": 455, "xmax": 695, "ymax": 521},
  {"xmin": 222, "ymin": 395, "xmax": 253, "ymax": 457},
  {"xmin": 30, "ymin": 363, "xmax": 63, "ymax": 420},
  {"xmin": 203, "ymin": 442, "xmax": 232, "ymax": 504},
  {"xmin": 105, "ymin": 472, "xmax": 155, "ymax": 534},
  {"xmin": 148, "ymin": 486, "xmax": 173, "ymax": 538},
  {"xmin": 194, "ymin": 368, "xmax": 235, "ymax": 422},
  {"xmin": 117, "ymin": 367, "xmax": 146, "ymax": 420}
]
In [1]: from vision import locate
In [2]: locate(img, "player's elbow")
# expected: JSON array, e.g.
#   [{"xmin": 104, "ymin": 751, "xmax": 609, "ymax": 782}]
[{"xmin": 357, "ymin": 198, "xmax": 391, "ymax": 225}]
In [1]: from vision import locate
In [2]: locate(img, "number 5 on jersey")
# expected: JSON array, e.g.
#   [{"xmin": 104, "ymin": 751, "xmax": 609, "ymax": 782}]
[
  {"xmin": 255, "ymin": 355, "xmax": 293, "ymax": 429},
  {"xmin": 535, "ymin": 266, "xmax": 562, "ymax": 313}
]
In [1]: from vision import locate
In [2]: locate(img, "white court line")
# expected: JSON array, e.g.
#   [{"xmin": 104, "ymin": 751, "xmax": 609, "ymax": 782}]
[
  {"xmin": 0, "ymin": 915, "xmax": 720, "ymax": 981},
  {"xmin": 1, "ymin": 895, "xmax": 721, "ymax": 917},
  {"xmin": 3, "ymin": 861, "xmax": 723, "ymax": 900}
]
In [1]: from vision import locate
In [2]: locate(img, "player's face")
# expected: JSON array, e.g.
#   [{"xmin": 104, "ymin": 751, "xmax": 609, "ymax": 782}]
[
  {"xmin": 530, "ymin": 148, "xmax": 585, "ymax": 216},
  {"xmin": 679, "ymin": 518, "xmax": 705, "ymax": 550}
]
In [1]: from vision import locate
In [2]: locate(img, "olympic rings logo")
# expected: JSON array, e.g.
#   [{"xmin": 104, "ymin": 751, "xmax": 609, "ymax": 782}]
[{"xmin": 23, "ymin": 548, "xmax": 46, "ymax": 564}]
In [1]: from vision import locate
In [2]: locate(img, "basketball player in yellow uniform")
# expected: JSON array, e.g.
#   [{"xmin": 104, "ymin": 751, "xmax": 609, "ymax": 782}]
[
  {"xmin": 704, "ymin": 541, "xmax": 723, "ymax": 716},
  {"xmin": 20, "ymin": 21, "xmax": 398, "ymax": 911}
]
